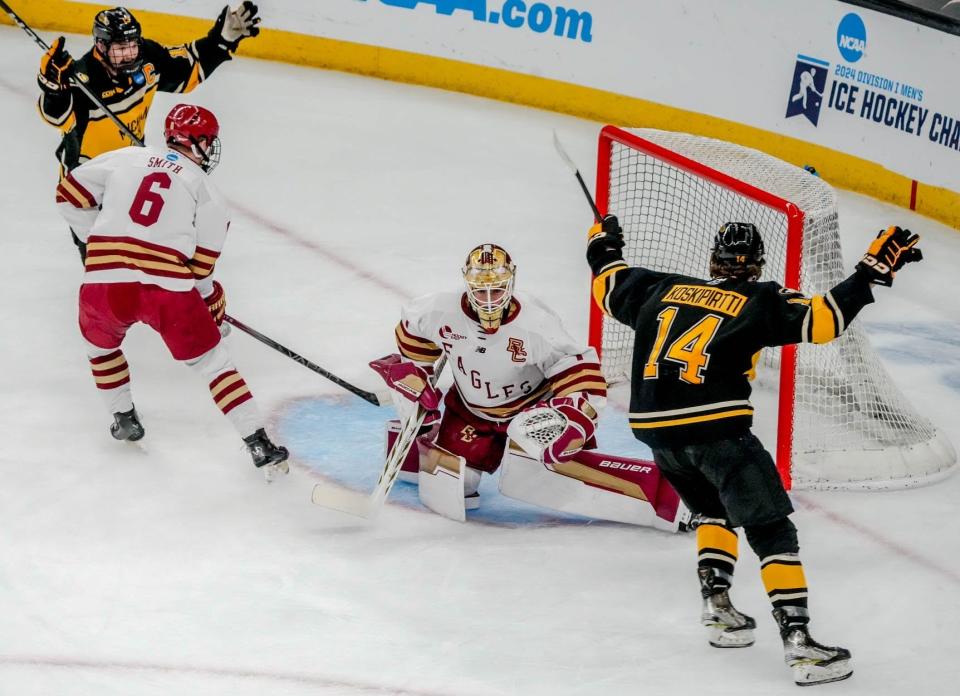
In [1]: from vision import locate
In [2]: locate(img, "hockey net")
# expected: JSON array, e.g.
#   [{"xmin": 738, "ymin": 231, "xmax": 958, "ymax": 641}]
[{"xmin": 591, "ymin": 126, "xmax": 955, "ymax": 490}]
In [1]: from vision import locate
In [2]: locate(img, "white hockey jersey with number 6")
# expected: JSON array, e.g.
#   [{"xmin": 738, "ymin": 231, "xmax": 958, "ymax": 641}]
[{"xmin": 56, "ymin": 145, "xmax": 229, "ymax": 294}]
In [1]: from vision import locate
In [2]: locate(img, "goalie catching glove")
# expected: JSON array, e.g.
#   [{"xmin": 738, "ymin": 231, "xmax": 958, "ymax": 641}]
[
  {"xmin": 855, "ymin": 225, "xmax": 922, "ymax": 287},
  {"xmin": 507, "ymin": 395, "xmax": 597, "ymax": 465}
]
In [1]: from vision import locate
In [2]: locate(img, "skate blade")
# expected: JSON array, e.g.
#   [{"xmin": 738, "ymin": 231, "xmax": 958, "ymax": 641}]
[
  {"xmin": 311, "ymin": 483, "xmax": 376, "ymax": 519},
  {"xmin": 705, "ymin": 624, "xmax": 755, "ymax": 648},
  {"xmin": 793, "ymin": 660, "xmax": 853, "ymax": 686},
  {"xmin": 262, "ymin": 461, "xmax": 289, "ymax": 483}
]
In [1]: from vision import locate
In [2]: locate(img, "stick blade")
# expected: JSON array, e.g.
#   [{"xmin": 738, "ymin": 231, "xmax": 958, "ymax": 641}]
[
  {"xmin": 552, "ymin": 129, "xmax": 578, "ymax": 173},
  {"xmin": 311, "ymin": 483, "xmax": 377, "ymax": 519}
]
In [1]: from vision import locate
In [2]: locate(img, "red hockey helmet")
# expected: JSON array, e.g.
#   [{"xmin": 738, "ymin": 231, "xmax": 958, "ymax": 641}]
[{"xmin": 164, "ymin": 103, "xmax": 222, "ymax": 173}]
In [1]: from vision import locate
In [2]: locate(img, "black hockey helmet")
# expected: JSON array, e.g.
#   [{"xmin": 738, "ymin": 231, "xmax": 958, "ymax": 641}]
[
  {"xmin": 709, "ymin": 222, "xmax": 765, "ymax": 281},
  {"xmin": 93, "ymin": 7, "xmax": 143, "ymax": 74}
]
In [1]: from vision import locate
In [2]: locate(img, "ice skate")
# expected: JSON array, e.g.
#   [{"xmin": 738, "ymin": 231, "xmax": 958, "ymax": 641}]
[
  {"xmin": 110, "ymin": 407, "xmax": 145, "ymax": 442},
  {"xmin": 774, "ymin": 608, "xmax": 852, "ymax": 686},
  {"xmin": 243, "ymin": 428, "xmax": 289, "ymax": 481},
  {"xmin": 699, "ymin": 567, "xmax": 756, "ymax": 648}
]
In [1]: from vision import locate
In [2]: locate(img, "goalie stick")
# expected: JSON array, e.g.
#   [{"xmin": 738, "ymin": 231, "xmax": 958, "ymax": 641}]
[
  {"xmin": 0, "ymin": 2, "xmax": 381, "ymax": 405},
  {"xmin": 552, "ymin": 130, "xmax": 602, "ymax": 222},
  {"xmin": 311, "ymin": 355, "xmax": 448, "ymax": 518}
]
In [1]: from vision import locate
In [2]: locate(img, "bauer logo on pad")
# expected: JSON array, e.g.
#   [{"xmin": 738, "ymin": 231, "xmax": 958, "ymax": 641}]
[{"xmin": 785, "ymin": 55, "xmax": 830, "ymax": 127}]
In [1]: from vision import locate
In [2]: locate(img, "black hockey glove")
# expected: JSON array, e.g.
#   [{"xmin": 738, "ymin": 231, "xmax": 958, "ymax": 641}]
[
  {"xmin": 855, "ymin": 225, "xmax": 922, "ymax": 287},
  {"xmin": 587, "ymin": 214, "xmax": 626, "ymax": 274},
  {"xmin": 38, "ymin": 37, "xmax": 74, "ymax": 94},
  {"xmin": 212, "ymin": 2, "xmax": 261, "ymax": 52}
]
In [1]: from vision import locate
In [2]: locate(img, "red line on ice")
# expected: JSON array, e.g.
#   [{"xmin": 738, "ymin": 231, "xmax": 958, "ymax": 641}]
[
  {"xmin": 0, "ymin": 655, "xmax": 477, "ymax": 696},
  {"xmin": 794, "ymin": 493, "xmax": 960, "ymax": 586},
  {"xmin": 228, "ymin": 198, "xmax": 412, "ymax": 299}
]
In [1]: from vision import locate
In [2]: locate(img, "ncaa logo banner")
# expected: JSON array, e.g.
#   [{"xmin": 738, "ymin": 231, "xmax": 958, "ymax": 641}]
[{"xmin": 785, "ymin": 55, "xmax": 829, "ymax": 126}]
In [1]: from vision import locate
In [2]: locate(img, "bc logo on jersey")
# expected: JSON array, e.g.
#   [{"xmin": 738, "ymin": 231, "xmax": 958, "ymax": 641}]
[
  {"xmin": 785, "ymin": 54, "xmax": 830, "ymax": 126},
  {"xmin": 460, "ymin": 425, "xmax": 478, "ymax": 442},
  {"xmin": 506, "ymin": 338, "xmax": 527, "ymax": 363}
]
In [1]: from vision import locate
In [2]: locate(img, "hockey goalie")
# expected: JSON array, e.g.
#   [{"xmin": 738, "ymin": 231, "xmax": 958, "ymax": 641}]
[{"xmin": 370, "ymin": 243, "xmax": 686, "ymax": 531}]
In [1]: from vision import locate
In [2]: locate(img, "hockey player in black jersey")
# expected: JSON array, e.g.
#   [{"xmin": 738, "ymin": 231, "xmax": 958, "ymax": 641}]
[
  {"xmin": 37, "ymin": 4, "xmax": 261, "ymax": 258},
  {"xmin": 588, "ymin": 217, "xmax": 921, "ymax": 686}
]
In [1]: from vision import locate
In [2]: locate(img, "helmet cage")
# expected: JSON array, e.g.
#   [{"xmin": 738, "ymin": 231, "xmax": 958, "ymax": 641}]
[
  {"xmin": 463, "ymin": 244, "xmax": 516, "ymax": 331},
  {"xmin": 93, "ymin": 8, "xmax": 143, "ymax": 74},
  {"xmin": 164, "ymin": 104, "xmax": 222, "ymax": 173}
]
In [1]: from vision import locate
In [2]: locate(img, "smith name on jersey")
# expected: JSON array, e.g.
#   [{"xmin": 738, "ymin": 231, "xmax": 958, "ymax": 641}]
[
  {"xmin": 56, "ymin": 145, "xmax": 228, "ymax": 294},
  {"xmin": 395, "ymin": 291, "xmax": 607, "ymax": 421},
  {"xmin": 39, "ymin": 37, "xmax": 233, "ymax": 173},
  {"xmin": 592, "ymin": 263, "xmax": 875, "ymax": 448}
]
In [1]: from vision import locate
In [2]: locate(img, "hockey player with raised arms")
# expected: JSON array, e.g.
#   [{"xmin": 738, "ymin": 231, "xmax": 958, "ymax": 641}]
[
  {"xmin": 57, "ymin": 103, "xmax": 288, "ymax": 478},
  {"xmin": 37, "ymin": 4, "xmax": 261, "ymax": 258},
  {"xmin": 371, "ymin": 244, "xmax": 685, "ymax": 529},
  {"xmin": 587, "ymin": 214, "xmax": 923, "ymax": 685}
]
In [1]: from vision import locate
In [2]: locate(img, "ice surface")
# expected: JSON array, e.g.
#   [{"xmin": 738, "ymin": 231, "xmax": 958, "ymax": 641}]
[{"xmin": 1, "ymin": 26, "xmax": 958, "ymax": 696}]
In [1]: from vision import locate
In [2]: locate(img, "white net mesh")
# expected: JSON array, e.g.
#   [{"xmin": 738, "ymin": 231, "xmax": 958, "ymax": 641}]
[{"xmin": 596, "ymin": 127, "xmax": 955, "ymax": 490}]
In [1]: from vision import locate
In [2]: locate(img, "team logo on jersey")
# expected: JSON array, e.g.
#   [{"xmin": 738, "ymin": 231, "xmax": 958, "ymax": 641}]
[
  {"xmin": 459, "ymin": 425, "xmax": 478, "ymax": 443},
  {"xmin": 506, "ymin": 338, "xmax": 527, "ymax": 363},
  {"xmin": 439, "ymin": 325, "xmax": 467, "ymax": 341}
]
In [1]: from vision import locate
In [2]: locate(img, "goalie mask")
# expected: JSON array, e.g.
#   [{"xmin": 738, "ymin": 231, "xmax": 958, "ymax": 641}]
[
  {"xmin": 710, "ymin": 222, "xmax": 765, "ymax": 281},
  {"xmin": 463, "ymin": 244, "xmax": 516, "ymax": 333}
]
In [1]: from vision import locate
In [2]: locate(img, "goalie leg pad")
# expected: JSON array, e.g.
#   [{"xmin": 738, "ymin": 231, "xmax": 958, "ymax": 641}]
[
  {"xmin": 417, "ymin": 438, "xmax": 469, "ymax": 521},
  {"xmin": 498, "ymin": 447, "xmax": 687, "ymax": 531}
]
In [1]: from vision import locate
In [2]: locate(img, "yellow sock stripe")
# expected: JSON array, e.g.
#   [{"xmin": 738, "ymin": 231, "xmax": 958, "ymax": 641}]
[
  {"xmin": 697, "ymin": 524, "xmax": 738, "ymax": 560},
  {"xmin": 94, "ymin": 368, "xmax": 130, "ymax": 386},
  {"xmin": 210, "ymin": 372, "xmax": 244, "ymax": 399},
  {"xmin": 90, "ymin": 354, "xmax": 127, "ymax": 372},
  {"xmin": 216, "ymin": 384, "xmax": 251, "ymax": 411},
  {"xmin": 761, "ymin": 560, "xmax": 808, "ymax": 597}
]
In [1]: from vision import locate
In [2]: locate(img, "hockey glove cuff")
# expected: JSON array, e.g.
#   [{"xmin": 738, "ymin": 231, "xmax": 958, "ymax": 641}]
[
  {"xmin": 204, "ymin": 281, "xmax": 227, "ymax": 326},
  {"xmin": 855, "ymin": 225, "xmax": 922, "ymax": 287}
]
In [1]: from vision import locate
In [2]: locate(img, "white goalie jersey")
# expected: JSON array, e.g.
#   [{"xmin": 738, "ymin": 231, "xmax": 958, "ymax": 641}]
[{"xmin": 395, "ymin": 290, "xmax": 606, "ymax": 421}]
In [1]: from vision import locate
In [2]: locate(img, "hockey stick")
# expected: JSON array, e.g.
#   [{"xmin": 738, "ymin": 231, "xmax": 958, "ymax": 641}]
[
  {"xmin": 552, "ymin": 130, "xmax": 602, "ymax": 222},
  {"xmin": 223, "ymin": 315, "xmax": 384, "ymax": 406},
  {"xmin": 311, "ymin": 355, "xmax": 448, "ymax": 518},
  {"xmin": 0, "ymin": 0, "xmax": 145, "ymax": 147}
]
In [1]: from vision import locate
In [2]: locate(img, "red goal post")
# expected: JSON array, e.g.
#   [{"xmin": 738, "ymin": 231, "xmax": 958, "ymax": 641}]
[{"xmin": 588, "ymin": 125, "xmax": 955, "ymax": 491}]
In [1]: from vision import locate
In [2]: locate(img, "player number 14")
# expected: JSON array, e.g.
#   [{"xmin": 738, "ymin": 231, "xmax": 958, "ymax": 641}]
[{"xmin": 643, "ymin": 306, "xmax": 723, "ymax": 385}]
